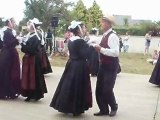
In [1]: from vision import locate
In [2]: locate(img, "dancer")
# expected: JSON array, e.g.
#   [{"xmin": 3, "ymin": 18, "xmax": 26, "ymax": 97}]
[
  {"xmin": 50, "ymin": 21, "xmax": 92, "ymax": 116},
  {"xmin": 21, "ymin": 18, "xmax": 47, "ymax": 101},
  {"xmin": 93, "ymin": 15, "xmax": 119, "ymax": 117},
  {"xmin": 0, "ymin": 18, "xmax": 21, "ymax": 99}
]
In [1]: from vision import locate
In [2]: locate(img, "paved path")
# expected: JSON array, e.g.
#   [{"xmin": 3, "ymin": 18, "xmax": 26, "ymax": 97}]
[{"xmin": 0, "ymin": 67, "xmax": 160, "ymax": 120}]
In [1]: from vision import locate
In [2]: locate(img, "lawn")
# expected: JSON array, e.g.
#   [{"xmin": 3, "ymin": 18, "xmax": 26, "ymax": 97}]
[
  {"xmin": 18, "ymin": 48, "xmax": 155, "ymax": 75},
  {"xmin": 119, "ymin": 53, "xmax": 154, "ymax": 75},
  {"xmin": 47, "ymin": 52, "xmax": 155, "ymax": 75}
]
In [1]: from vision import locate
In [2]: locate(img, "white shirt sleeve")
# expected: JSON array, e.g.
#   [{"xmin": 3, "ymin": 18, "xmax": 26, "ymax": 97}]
[
  {"xmin": 45, "ymin": 33, "xmax": 47, "ymax": 38},
  {"xmin": 87, "ymin": 35, "xmax": 101, "ymax": 46},
  {"xmin": 100, "ymin": 33, "xmax": 119, "ymax": 57}
]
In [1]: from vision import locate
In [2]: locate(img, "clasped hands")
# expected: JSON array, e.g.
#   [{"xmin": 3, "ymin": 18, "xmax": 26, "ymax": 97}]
[{"xmin": 94, "ymin": 44, "xmax": 101, "ymax": 52}]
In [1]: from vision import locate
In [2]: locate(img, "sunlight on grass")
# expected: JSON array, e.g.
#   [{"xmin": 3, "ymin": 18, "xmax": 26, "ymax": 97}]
[
  {"xmin": 119, "ymin": 53, "xmax": 154, "ymax": 75},
  {"xmin": 17, "ymin": 48, "xmax": 155, "ymax": 75}
]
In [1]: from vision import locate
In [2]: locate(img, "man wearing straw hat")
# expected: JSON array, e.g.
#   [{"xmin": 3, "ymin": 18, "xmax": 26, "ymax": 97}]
[{"xmin": 93, "ymin": 15, "xmax": 119, "ymax": 117}]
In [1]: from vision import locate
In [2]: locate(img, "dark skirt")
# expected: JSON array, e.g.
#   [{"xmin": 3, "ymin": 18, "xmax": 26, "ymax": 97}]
[
  {"xmin": 88, "ymin": 46, "xmax": 99, "ymax": 76},
  {"xmin": 50, "ymin": 59, "xmax": 92, "ymax": 114},
  {"xmin": 149, "ymin": 56, "xmax": 160, "ymax": 86},
  {"xmin": 0, "ymin": 47, "xmax": 21, "ymax": 99},
  {"xmin": 21, "ymin": 54, "xmax": 47, "ymax": 100},
  {"xmin": 0, "ymin": 40, "xmax": 3, "ymax": 49},
  {"xmin": 40, "ymin": 49, "xmax": 52, "ymax": 74}
]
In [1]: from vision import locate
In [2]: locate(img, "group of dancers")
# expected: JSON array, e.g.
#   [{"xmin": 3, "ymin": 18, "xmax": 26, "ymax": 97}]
[
  {"xmin": 2, "ymin": 14, "xmax": 160, "ymax": 118},
  {"xmin": 0, "ymin": 15, "xmax": 120, "ymax": 117},
  {"xmin": 50, "ymin": 15, "xmax": 120, "ymax": 117},
  {"xmin": 0, "ymin": 17, "xmax": 52, "ymax": 101}
]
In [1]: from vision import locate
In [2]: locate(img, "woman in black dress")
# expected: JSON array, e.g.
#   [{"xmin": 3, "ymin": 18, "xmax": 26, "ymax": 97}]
[
  {"xmin": 37, "ymin": 25, "xmax": 52, "ymax": 75},
  {"xmin": 50, "ymin": 21, "xmax": 92, "ymax": 116},
  {"xmin": 21, "ymin": 19, "xmax": 47, "ymax": 101},
  {"xmin": 87, "ymin": 29, "xmax": 99, "ymax": 77},
  {"xmin": 0, "ymin": 18, "xmax": 21, "ymax": 99},
  {"xmin": 149, "ymin": 55, "xmax": 160, "ymax": 86}
]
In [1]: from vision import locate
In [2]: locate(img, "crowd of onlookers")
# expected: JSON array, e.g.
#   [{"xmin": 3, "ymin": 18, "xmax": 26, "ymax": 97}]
[
  {"xmin": 118, "ymin": 32, "xmax": 130, "ymax": 53},
  {"xmin": 117, "ymin": 31, "xmax": 160, "ymax": 65},
  {"xmin": 36, "ymin": 29, "xmax": 160, "ymax": 66}
]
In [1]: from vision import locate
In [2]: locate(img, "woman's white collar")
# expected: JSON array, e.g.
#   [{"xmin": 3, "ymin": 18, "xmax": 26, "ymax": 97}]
[{"xmin": 70, "ymin": 36, "xmax": 81, "ymax": 41}]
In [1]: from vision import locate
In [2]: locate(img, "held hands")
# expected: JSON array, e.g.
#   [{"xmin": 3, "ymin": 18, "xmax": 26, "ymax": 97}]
[
  {"xmin": 16, "ymin": 36, "xmax": 23, "ymax": 44},
  {"xmin": 94, "ymin": 45, "xmax": 101, "ymax": 52}
]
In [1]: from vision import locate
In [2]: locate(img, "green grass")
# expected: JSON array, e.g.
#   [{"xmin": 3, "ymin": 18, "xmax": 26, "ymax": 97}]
[
  {"xmin": 119, "ymin": 53, "xmax": 154, "ymax": 75},
  {"xmin": 49, "ymin": 52, "xmax": 154, "ymax": 75},
  {"xmin": 18, "ymin": 48, "xmax": 155, "ymax": 75}
]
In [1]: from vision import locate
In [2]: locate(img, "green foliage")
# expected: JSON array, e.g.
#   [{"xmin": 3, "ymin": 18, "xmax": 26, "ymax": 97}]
[
  {"xmin": 87, "ymin": 0, "xmax": 103, "ymax": 30},
  {"xmin": 72, "ymin": 0, "xmax": 103, "ymax": 31},
  {"xmin": 72, "ymin": 0, "xmax": 87, "ymax": 22},
  {"xmin": 21, "ymin": 0, "xmax": 160, "ymax": 37},
  {"xmin": 0, "ymin": 19, "xmax": 4, "ymax": 27},
  {"xmin": 114, "ymin": 26, "xmax": 145, "ymax": 36},
  {"xmin": 114, "ymin": 20, "xmax": 160, "ymax": 36},
  {"xmin": 21, "ymin": 0, "xmax": 73, "ymax": 32}
]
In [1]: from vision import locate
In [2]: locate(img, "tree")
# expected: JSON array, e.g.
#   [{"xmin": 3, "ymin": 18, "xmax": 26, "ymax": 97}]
[
  {"xmin": 21, "ymin": 0, "xmax": 73, "ymax": 31},
  {"xmin": 72, "ymin": 0, "xmax": 87, "ymax": 22},
  {"xmin": 72, "ymin": 0, "xmax": 103, "ymax": 31},
  {"xmin": 88, "ymin": 0, "xmax": 103, "ymax": 30}
]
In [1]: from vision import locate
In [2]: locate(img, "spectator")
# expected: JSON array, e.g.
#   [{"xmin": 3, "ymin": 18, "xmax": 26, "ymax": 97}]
[
  {"xmin": 147, "ymin": 50, "xmax": 159, "ymax": 65},
  {"xmin": 45, "ymin": 29, "xmax": 53, "ymax": 55},
  {"xmin": 118, "ymin": 34, "xmax": 123, "ymax": 52},
  {"xmin": 144, "ymin": 31, "xmax": 152, "ymax": 55},
  {"xmin": 123, "ymin": 32, "xmax": 129, "ymax": 52}
]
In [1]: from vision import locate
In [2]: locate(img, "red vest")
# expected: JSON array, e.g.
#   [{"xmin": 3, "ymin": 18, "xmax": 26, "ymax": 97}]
[{"xmin": 100, "ymin": 31, "xmax": 117, "ymax": 64}]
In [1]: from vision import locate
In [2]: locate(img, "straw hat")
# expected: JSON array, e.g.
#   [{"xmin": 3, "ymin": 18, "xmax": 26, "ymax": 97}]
[{"xmin": 102, "ymin": 15, "xmax": 116, "ymax": 25}]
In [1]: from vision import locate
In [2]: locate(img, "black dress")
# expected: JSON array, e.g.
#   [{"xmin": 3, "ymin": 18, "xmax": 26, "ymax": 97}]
[
  {"xmin": 88, "ymin": 46, "xmax": 99, "ymax": 76},
  {"xmin": 0, "ymin": 38, "xmax": 3, "ymax": 49},
  {"xmin": 149, "ymin": 56, "xmax": 160, "ymax": 86},
  {"xmin": 38, "ymin": 31, "xmax": 52, "ymax": 74},
  {"xmin": 0, "ymin": 28, "xmax": 21, "ymax": 99},
  {"xmin": 21, "ymin": 33, "xmax": 47, "ymax": 100},
  {"xmin": 50, "ymin": 38, "xmax": 92, "ymax": 115}
]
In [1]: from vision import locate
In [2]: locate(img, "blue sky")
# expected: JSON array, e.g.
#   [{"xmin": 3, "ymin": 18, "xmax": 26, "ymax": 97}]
[{"xmin": 0, "ymin": 0, "xmax": 160, "ymax": 23}]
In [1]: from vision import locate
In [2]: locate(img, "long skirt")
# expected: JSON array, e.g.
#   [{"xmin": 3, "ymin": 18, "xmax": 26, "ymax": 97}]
[
  {"xmin": 40, "ymin": 49, "xmax": 52, "ymax": 74},
  {"xmin": 50, "ymin": 59, "xmax": 92, "ymax": 115},
  {"xmin": 149, "ymin": 56, "xmax": 160, "ymax": 86},
  {"xmin": 0, "ymin": 47, "xmax": 21, "ymax": 99},
  {"xmin": 21, "ymin": 54, "xmax": 47, "ymax": 100}
]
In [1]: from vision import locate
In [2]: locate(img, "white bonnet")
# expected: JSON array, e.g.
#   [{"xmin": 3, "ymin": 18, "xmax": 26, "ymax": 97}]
[
  {"xmin": 29, "ymin": 18, "xmax": 42, "ymax": 25},
  {"xmin": 92, "ymin": 27, "xmax": 99, "ymax": 31},
  {"xmin": 68, "ymin": 20, "xmax": 82, "ymax": 29}
]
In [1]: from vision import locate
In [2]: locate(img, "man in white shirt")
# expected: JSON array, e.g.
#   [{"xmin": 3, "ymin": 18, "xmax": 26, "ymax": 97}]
[{"xmin": 93, "ymin": 15, "xmax": 119, "ymax": 117}]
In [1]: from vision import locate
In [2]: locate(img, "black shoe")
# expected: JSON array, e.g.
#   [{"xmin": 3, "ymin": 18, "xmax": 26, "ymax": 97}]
[
  {"xmin": 25, "ymin": 97, "xmax": 31, "ymax": 102},
  {"xmin": 109, "ymin": 110, "xmax": 117, "ymax": 117},
  {"xmin": 35, "ymin": 97, "xmax": 41, "ymax": 101},
  {"xmin": 73, "ymin": 113, "xmax": 81, "ymax": 116},
  {"xmin": 94, "ymin": 112, "xmax": 109, "ymax": 116}
]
